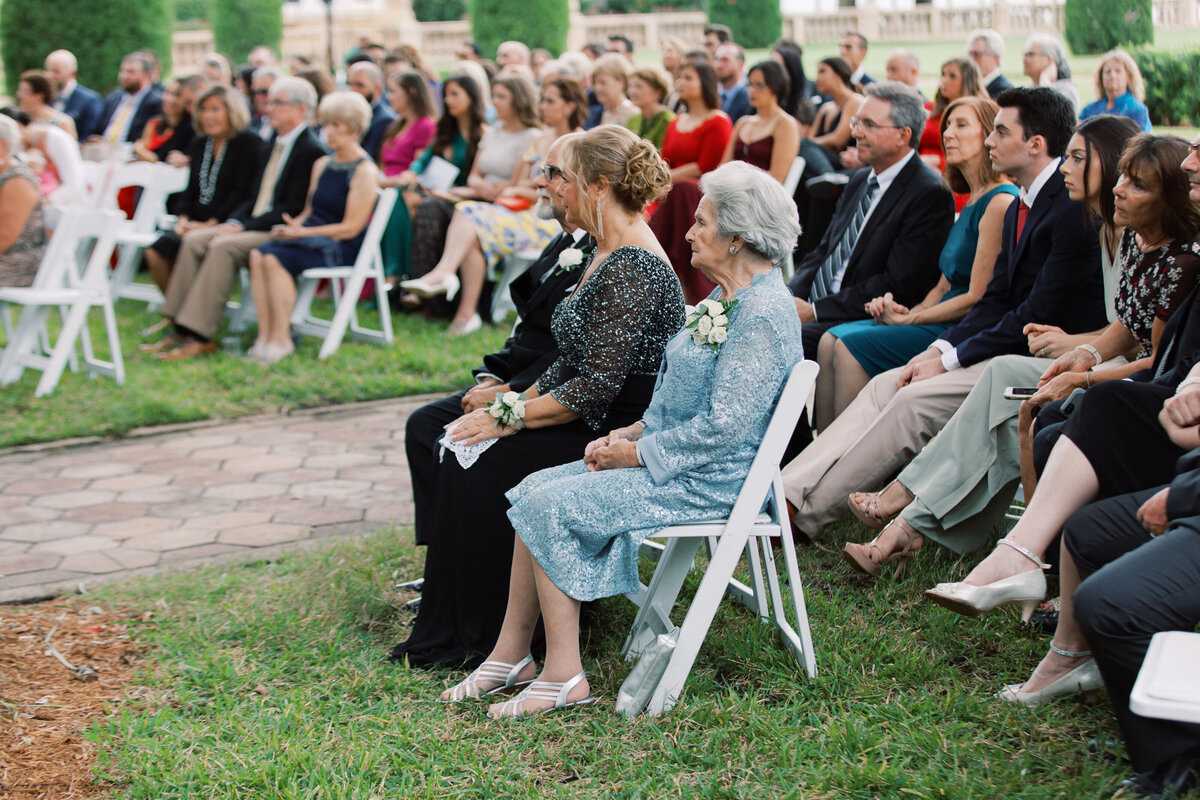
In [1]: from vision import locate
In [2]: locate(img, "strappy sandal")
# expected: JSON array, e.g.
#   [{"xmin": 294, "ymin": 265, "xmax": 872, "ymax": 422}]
[
  {"xmin": 847, "ymin": 480, "xmax": 912, "ymax": 529},
  {"xmin": 488, "ymin": 671, "xmax": 597, "ymax": 719},
  {"xmin": 439, "ymin": 654, "xmax": 535, "ymax": 703},
  {"xmin": 842, "ymin": 517, "xmax": 924, "ymax": 578}
]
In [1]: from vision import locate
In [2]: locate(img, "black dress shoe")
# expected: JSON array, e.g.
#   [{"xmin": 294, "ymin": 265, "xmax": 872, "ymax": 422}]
[{"xmin": 1113, "ymin": 750, "xmax": 1200, "ymax": 799}]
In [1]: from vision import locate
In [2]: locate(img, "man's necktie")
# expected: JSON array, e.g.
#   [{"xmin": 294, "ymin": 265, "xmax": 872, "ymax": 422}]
[
  {"xmin": 1015, "ymin": 199, "xmax": 1030, "ymax": 243},
  {"xmin": 251, "ymin": 139, "xmax": 286, "ymax": 219},
  {"xmin": 810, "ymin": 175, "xmax": 879, "ymax": 303},
  {"xmin": 105, "ymin": 96, "xmax": 134, "ymax": 144}
]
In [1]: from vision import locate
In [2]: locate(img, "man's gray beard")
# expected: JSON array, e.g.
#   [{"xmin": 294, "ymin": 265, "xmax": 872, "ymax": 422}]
[{"xmin": 535, "ymin": 196, "xmax": 557, "ymax": 221}]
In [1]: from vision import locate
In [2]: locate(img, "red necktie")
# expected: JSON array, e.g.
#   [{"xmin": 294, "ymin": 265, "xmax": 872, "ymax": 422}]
[{"xmin": 1015, "ymin": 199, "xmax": 1030, "ymax": 243}]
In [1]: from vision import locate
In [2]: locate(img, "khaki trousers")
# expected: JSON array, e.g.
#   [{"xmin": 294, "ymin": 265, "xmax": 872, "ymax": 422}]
[
  {"xmin": 159, "ymin": 227, "xmax": 270, "ymax": 340},
  {"xmin": 782, "ymin": 359, "xmax": 991, "ymax": 536}
]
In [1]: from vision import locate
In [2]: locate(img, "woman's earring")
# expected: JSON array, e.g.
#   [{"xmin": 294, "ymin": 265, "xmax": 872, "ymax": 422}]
[
  {"xmin": 596, "ymin": 202, "xmax": 605, "ymax": 241},
  {"xmin": 729, "ymin": 245, "xmax": 738, "ymax": 255}
]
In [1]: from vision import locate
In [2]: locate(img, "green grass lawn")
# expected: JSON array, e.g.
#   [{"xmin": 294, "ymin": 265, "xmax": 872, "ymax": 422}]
[
  {"xmin": 0, "ymin": 295, "xmax": 509, "ymax": 449},
  {"xmin": 83, "ymin": 517, "xmax": 1162, "ymax": 800}
]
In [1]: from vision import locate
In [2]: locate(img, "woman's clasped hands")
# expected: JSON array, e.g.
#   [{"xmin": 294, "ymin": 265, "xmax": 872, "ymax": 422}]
[
  {"xmin": 270, "ymin": 213, "xmax": 307, "ymax": 240},
  {"xmin": 865, "ymin": 292, "xmax": 912, "ymax": 325},
  {"xmin": 583, "ymin": 423, "xmax": 644, "ymax": 472}
]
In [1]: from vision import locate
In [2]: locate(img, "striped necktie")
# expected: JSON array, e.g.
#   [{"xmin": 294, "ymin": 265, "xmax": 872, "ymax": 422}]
[{"xmin": 810, "ymin": 175, "xmax": 878, "ymax": 302}]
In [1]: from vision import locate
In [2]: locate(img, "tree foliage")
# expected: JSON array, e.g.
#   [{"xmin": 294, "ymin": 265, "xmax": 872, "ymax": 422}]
[
  {"xmin": 469, "ymin": 0, "xmax": 568, "ymax": 58},
  {"xmin": 706, "ymin": 0, "xmax": 781, "ymax": 50},
  {"xmin": 414, "ymin": 0, "xmax": 467, "ymax": 22},
  {"xmin": 175, "ymin": 0, "xmax": 211, "ymax": 23},
  {"xmin": 0, "ymin": 0, "xmax": 171, "ymax": 95},
  {"xmin": 1063, "ymin": 0, "xmax": 1153, "ymax": 55},
  {"xmin": 211, "ymin": 0, "xmax": 283, "ymax": 64}
]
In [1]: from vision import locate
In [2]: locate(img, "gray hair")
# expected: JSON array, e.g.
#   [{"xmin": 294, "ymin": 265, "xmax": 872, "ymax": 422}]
[
  {"xmin": 269, "ymin": 76, "xmax": 318, "ymax": 113},
  {"xmin": 347, "ymin": 60, "xmax": 384, "ymax": 89},
  {"xmin": 968, "ymin": 29, "xmax": 1005, "ymax": 59},
  {"xmin": 252, "ymin": 66, "xmax": 282, "ymax": 83},
  {"xmin": 0, "ymin": 114, "xmax": 20, "ymax": 151},
  {"xmin": 865, "ymin": 81, "xmax": 927, "ymax": 149},
  {"xmin": 1028, "ymin": 33, "xmax": 1072, "ymax": 79},
  {"xmin": 699, "ymin": 161, "xmax": 801, "ymax": 268}
]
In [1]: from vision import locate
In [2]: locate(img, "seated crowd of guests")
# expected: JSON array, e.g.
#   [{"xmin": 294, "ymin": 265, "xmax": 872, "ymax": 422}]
[{"xmin": 2, "ymin": 32, "xmax": 1197, "ymax": 797}]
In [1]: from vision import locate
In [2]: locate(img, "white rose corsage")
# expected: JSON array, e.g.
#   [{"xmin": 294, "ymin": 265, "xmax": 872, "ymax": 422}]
[
  {"xmin": 485, "ymin": 390, "xmax": 528, "ymax": 429},
  {"xmin": 685, "ymin": 297, "xmax": 737, "ymax": 352},
  {"xmin": 554, "ymin": 247, "xmax": 589, "ymax": 276}
]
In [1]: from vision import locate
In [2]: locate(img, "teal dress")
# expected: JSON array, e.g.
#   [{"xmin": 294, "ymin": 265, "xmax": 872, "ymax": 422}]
[
  {"xmin": 828, "ymin": 183, "xmax": 1019, "ymax": 376},
  {"xmin": 506, "ymin": 270, "xmax": 804, "ymax": 601},
  {"xmin": 381, "ymin": 132, "xmax": 471, "ymax": 279}
]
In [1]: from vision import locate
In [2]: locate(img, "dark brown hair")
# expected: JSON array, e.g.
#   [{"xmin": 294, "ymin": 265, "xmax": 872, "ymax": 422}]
[{"xmin": 1118, "ymin": 133, "xmax": 1200, "ymax": 242}]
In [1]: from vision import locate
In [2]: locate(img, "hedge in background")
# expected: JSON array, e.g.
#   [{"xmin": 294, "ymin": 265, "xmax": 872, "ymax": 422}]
[
  {"xmin": 706, "ymin": 0, "xmax": 781, "ymax": 50},
  {"xmin": 414, "ymin": 0, "xmax": 468, "ymax": 22},
  {"xmin": 0, "ymin": 0, "xmax": 171, "ymax": 96},
  {"xmin": 470, "ymin": 0, "xmax": 567, "ymax": 59},
  {"xmin": 1131, "ymin": 49, "xmax": 1200, "ymax": 127},
  {"xmin": 211, "ymin": 0, "xmax": 283, "ymax": 65},
  {"xmin": 1064, "ymin": 0, "xmax": 1152, "ymax": 55}
]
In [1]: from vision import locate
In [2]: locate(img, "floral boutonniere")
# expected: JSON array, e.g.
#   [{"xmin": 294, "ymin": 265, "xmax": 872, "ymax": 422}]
[
  {"xmin": 554, "ymin": 245, "xmax": 592, "ymax": 276},
  {"xmin": 485, "ymin": 391, "xmax": 527, "ymax": 429},
  {"xmin": 686, "ymin": 297, "xmax": 738, "ymax": 352}
]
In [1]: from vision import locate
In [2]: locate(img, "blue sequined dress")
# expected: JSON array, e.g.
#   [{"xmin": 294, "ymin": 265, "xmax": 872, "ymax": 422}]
[{"xmin": 506, "ymin": 269, "xmax": 804, "ymax": 601}]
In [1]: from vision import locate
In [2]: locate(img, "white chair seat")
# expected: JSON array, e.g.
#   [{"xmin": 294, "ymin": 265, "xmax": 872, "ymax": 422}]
[{"xmin": 1130, "ymin": 631, "xmax": 1200, "ymax": 723}]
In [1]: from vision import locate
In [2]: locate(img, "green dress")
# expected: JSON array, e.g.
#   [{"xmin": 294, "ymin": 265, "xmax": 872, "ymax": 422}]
[
  {"xmin": 381, "ymin": 132, "xmax": 470, "ymax": 279},
  {"xmin": 625, "ymin": 109, "xmax": 676, "ymax": 151}
]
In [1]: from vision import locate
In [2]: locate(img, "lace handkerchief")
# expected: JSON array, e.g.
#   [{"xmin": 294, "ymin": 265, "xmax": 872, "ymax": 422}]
[{"xmin": 438, "ymin": 425, "xmax": 500, "ymax": 470}]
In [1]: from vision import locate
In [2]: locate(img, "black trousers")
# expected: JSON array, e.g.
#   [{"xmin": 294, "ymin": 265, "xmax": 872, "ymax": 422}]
[
  {"xmin": 405, "ymin": 390, "xmax": 469, "ymax": 547},
  {"xmin": 1068, "ymin": 493, "xmax": 1200, "ymax": 774}
]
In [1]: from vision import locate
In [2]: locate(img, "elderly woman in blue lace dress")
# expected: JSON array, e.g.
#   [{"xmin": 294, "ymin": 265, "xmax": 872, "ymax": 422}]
[{"xmin": 436, "ymin": 161, "xmax": 804, "ymax": 718}]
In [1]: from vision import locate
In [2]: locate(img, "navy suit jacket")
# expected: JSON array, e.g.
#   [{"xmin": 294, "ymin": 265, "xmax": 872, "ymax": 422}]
[
  {"xmin": 61, "ymin": 84, "xmax": 104, "ymax": 140},
  {"xmin": 986, "ymin": 74, "xmax": 1015, "ymax": 100},
  {"xmin": 943, "ymin": 167, "xmax": 1106, "ymax": 367},
  {"xmin": 721, "ymin": 84, "xmax": 751, "ymax": 123},
  {"xmin": 788, "ymin": 153, "xmax": 955, "ymax": 323},
  {"xmin": 361, "ymin": 98, "xmax": 397, "ymax": 163},
  {"xmin": 474, "ymin": 233, "xmax": 593, "ymax": 392},
  {"xmin": 99, "ymin": 86, "xmax": 164, "ymax": 143}
]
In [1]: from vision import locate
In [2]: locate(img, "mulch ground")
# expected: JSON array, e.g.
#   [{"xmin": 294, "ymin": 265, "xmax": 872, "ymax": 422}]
[{"xmin": 0, "ymin": 599, "xmax": 149, "ymax": 799}]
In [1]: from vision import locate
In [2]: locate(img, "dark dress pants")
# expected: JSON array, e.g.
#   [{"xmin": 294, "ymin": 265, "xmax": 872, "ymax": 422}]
[
  {"xmin": 405, "ymin": 390, "xmax": 468, "ymax": 547},
  {"xmin": 1068, "ymin": 494, "xmax": 1200, "ymax": 774}
]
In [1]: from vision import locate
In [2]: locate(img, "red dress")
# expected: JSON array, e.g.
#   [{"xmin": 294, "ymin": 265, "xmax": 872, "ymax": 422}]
[{"xmin": 653, "ymin": 113, "xmax": 734, "ymax": 304}]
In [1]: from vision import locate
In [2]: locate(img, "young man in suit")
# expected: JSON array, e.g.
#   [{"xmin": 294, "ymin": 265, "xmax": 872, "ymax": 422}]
[
  {"xmin": 789, "ymin": 81, "xmax": 955, "ymax": 358},
  {"xmin": 146, "ymin": 77, "xmax": 326, "ymax": 360},
  {"xmin": 968, "ymin": 29, "xmax": 1014, "ymax": 100},
  {"xmin": 840, "ymin": 32, "xmax": 875, "ymax": 87},
  {"xmin": 44, "ymin": 50, "xmax": 104, "ymax": 141},
  {"xmin": 404, "ymin": 135, "xmax": 589, "ymax": 547},
  {"xmin": 784, "ymin": 87, "xmax": 1107, "ymax": 535},
  {"xmin": 347, "ymin": 61, "xmax": 396, "ymax": 163},
  {"xmin": 95, "ymin": 52, "xmax": 163, "ymax": 144}
]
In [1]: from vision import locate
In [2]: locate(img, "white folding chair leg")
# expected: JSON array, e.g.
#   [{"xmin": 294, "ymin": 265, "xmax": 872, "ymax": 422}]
[
  {"xmin": 622, "ymin": 537, "xmax": 703, "ymax": 659},
  {"xmin": 318, "ymin": 271, "xmax": 365, "ymax": 360},
  {"xmin": 762, "ymin": 477, "xmax": 816, "ymax": 677},
  {"xmin": 0, "ymin": 305, "xmax": 50, "ymax": 384},
  {"xmin": 33, "ymin": 296, "xmax": 91, "ymax": 397},
  {"xmin": 644, "ymin": 530, "xmax": 754, "ymax": 716}
]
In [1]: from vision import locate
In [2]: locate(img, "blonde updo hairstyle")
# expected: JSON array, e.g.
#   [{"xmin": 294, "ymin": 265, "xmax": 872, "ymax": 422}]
[{"xmin": 559, "ymin": 125, "xmax": 672, "ymax": 233}]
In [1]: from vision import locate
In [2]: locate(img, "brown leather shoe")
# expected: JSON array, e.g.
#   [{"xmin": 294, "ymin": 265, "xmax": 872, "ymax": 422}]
[
  {"xmin": 139, "ymin": 333, "xmax": 180, "ymax": 354},
  {"xmin": 158, "ymin": 339, "xmax": 217, "ymax": 361}
]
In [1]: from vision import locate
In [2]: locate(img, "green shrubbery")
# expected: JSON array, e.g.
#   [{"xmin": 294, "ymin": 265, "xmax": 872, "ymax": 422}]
[
  {"xmin": 706, "ymin": 0, "xmax": 781, "ymax": 49},
  {"xmin": 1063, "ymin": 0, "xmax": 1153, "ymax": 55},
  {"xmin": 470, "ymin": 0, "xmax": 568, "ymax": 58},
  {"xmin": 1131, "ymin": 48, "xmax": 1200, "ymax": 127},
  {"xmin": 175, "ymin": 0, "xmax": 211, "ymax": 23},
  {"xmin": 211, "ymin": 0, "xmax": 283, "ymax": 64},
  {"xmin": 0, "ymin": 0, "xmax": 171, "ymax": 95},
  {"xmin": 414, "ymin": 0, "xmax": 468, "ymax": 21}
]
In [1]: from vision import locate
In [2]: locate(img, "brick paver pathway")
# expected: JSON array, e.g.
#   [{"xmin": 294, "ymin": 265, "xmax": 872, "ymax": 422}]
[{"xmin": 0, "ymin": 397, "xmax": 433, "ymax": 603}]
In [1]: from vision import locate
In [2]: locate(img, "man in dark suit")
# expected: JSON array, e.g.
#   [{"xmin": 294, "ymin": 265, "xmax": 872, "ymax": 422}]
[
  {"xmin": 405, "ymin": 135, "xmax": 587, "ymax": 546},
  {"xmin": 44, "ymin": 50, "xmax": 104, "ymax": 141},
  {"xmin": 783, "ymin": 87, "xmax": 1107, "ymax": 520},
  {"xmin": 968, "ymin": 29, "xmax": 1014, "ymax": 100},
  {"xmin": 147, "ymin": 77, "xmax": 327, "ymax": 360},
  {"xmin": 789, "ymin": 81, "xmax": 955, "ymax": 357},
  {"xmin": 714, "ymin": 43, "xmax": 750, "ymax": 123},
  {"xmin": 347, "ymin": 61, "xmax": 396, "ymax": 163},
  {"xmin": 840, "ymin": 32, "xmax": 875, "ymax": 86},
  {"xmin": 95, "ymin": 52, "xmax": 163, "ymax": 144}
]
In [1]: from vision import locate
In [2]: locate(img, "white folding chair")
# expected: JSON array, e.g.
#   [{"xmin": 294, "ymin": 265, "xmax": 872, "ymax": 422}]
[
  {"xmin": 490, "ymin": 247, "xmax": 541, "ymax": 323},
  {"xmin": 1130, "ymin": 631, "xmax": 1200, "ymax": 724},
  {"xmin": 103, "ymin": 162, "xmax": 189, "ymax": 307},
  {"xmin": 0, "ymin": 208, "xmax": 125, "ymax": 397},
  {"xmin": 621, "ymin": 360, "xmax": 820, "ymax": 716},
  {"xmin": 290, "ymin": 188, "xmax": 397, "ymax": 359},
  {"xmin": 781, "ymin": 156, "xmax": 806, "ymax": 282}
]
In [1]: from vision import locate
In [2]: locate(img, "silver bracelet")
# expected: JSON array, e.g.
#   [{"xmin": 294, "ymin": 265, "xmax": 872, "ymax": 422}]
[
  {"xmin": 635, "ymin": 443, "xmax": 645, "ymax": 466},
  {"xmin": 1074, "ymin": 344, "xmax": 1103, "ymax": 367}
]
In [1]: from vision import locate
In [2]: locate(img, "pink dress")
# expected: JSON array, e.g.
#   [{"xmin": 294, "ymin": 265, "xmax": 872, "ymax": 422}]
[{"xmin": 379, "ymin": 117, "xmax": 436, "ymax": 175}]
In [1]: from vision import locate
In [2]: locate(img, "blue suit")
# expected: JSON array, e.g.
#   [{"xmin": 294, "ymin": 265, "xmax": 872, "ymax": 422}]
[
  {"xmin": 59, "ymin": 83, "xmax": 105, "ymax": 140},
  {"xmin": 98, "ymin": 86, "xmax": 163, "ymax": 143},
  {"xmin": 361, "ymin": 97, "xmax": 397, "ymax": 163},
  {"xmin": 720, "ymin": 83, "xmax": 750, "ymax": 123}
]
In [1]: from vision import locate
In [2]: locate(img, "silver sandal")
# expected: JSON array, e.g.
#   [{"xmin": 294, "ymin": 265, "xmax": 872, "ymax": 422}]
[
  {"xmin": 489, "ymin": 670, "xmax": 597, "ymax": 718},
  {"xmin": 439, "ymin": 654, "xmax": 535, "ymax": 703}
]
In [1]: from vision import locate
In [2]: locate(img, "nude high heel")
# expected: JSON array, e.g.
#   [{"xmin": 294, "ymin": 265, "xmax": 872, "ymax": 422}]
[
  {"xmin": 925, "ymin": 538, "xmax": 1048, "ymax": 622},
  {"xmin": 842, "ymin": 517, "xmax": 924, "ymax": 578}
]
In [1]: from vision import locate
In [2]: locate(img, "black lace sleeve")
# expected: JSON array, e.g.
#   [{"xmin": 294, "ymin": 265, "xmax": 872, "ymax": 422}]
[{"xmin": 537, "ymin": 247, "xmax": 684, "ymax": 429}]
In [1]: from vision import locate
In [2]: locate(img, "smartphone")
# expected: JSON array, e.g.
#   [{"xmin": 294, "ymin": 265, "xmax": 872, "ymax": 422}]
[
  {"xmin": 1060, "ymin": 387, "xmax": 1087, "ymax": 416},
  {"xmin": 1003, "ymin": 386, "xmax": 1038, "ymax": 400}
]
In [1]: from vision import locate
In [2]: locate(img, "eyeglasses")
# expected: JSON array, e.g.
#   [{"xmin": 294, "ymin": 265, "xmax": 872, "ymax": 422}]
[
  {"xmin": 537, "ymin": 165, "xmax": 565, "ymax": 182},
  {"xmin": 850, "ymin": 116, "xmax": 902, "ymax": 133},
  {"xmin": 1022, "ymin": 50, "xmax": 1044, "ymax": 59},
  {"xmin": 252, "ymin": 89, "xmax": 270, "ymax": 96},
  {"xmin": 1188, "ymin": 142, "xmax": 1200, "ymax": 157},
  {"xmin": 967, "ymin": 50, "xmax": 987, "ymax": 58},
  {"xmin": 747, "ymin": 82, "xmax": 769, "ymax": 90}
]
